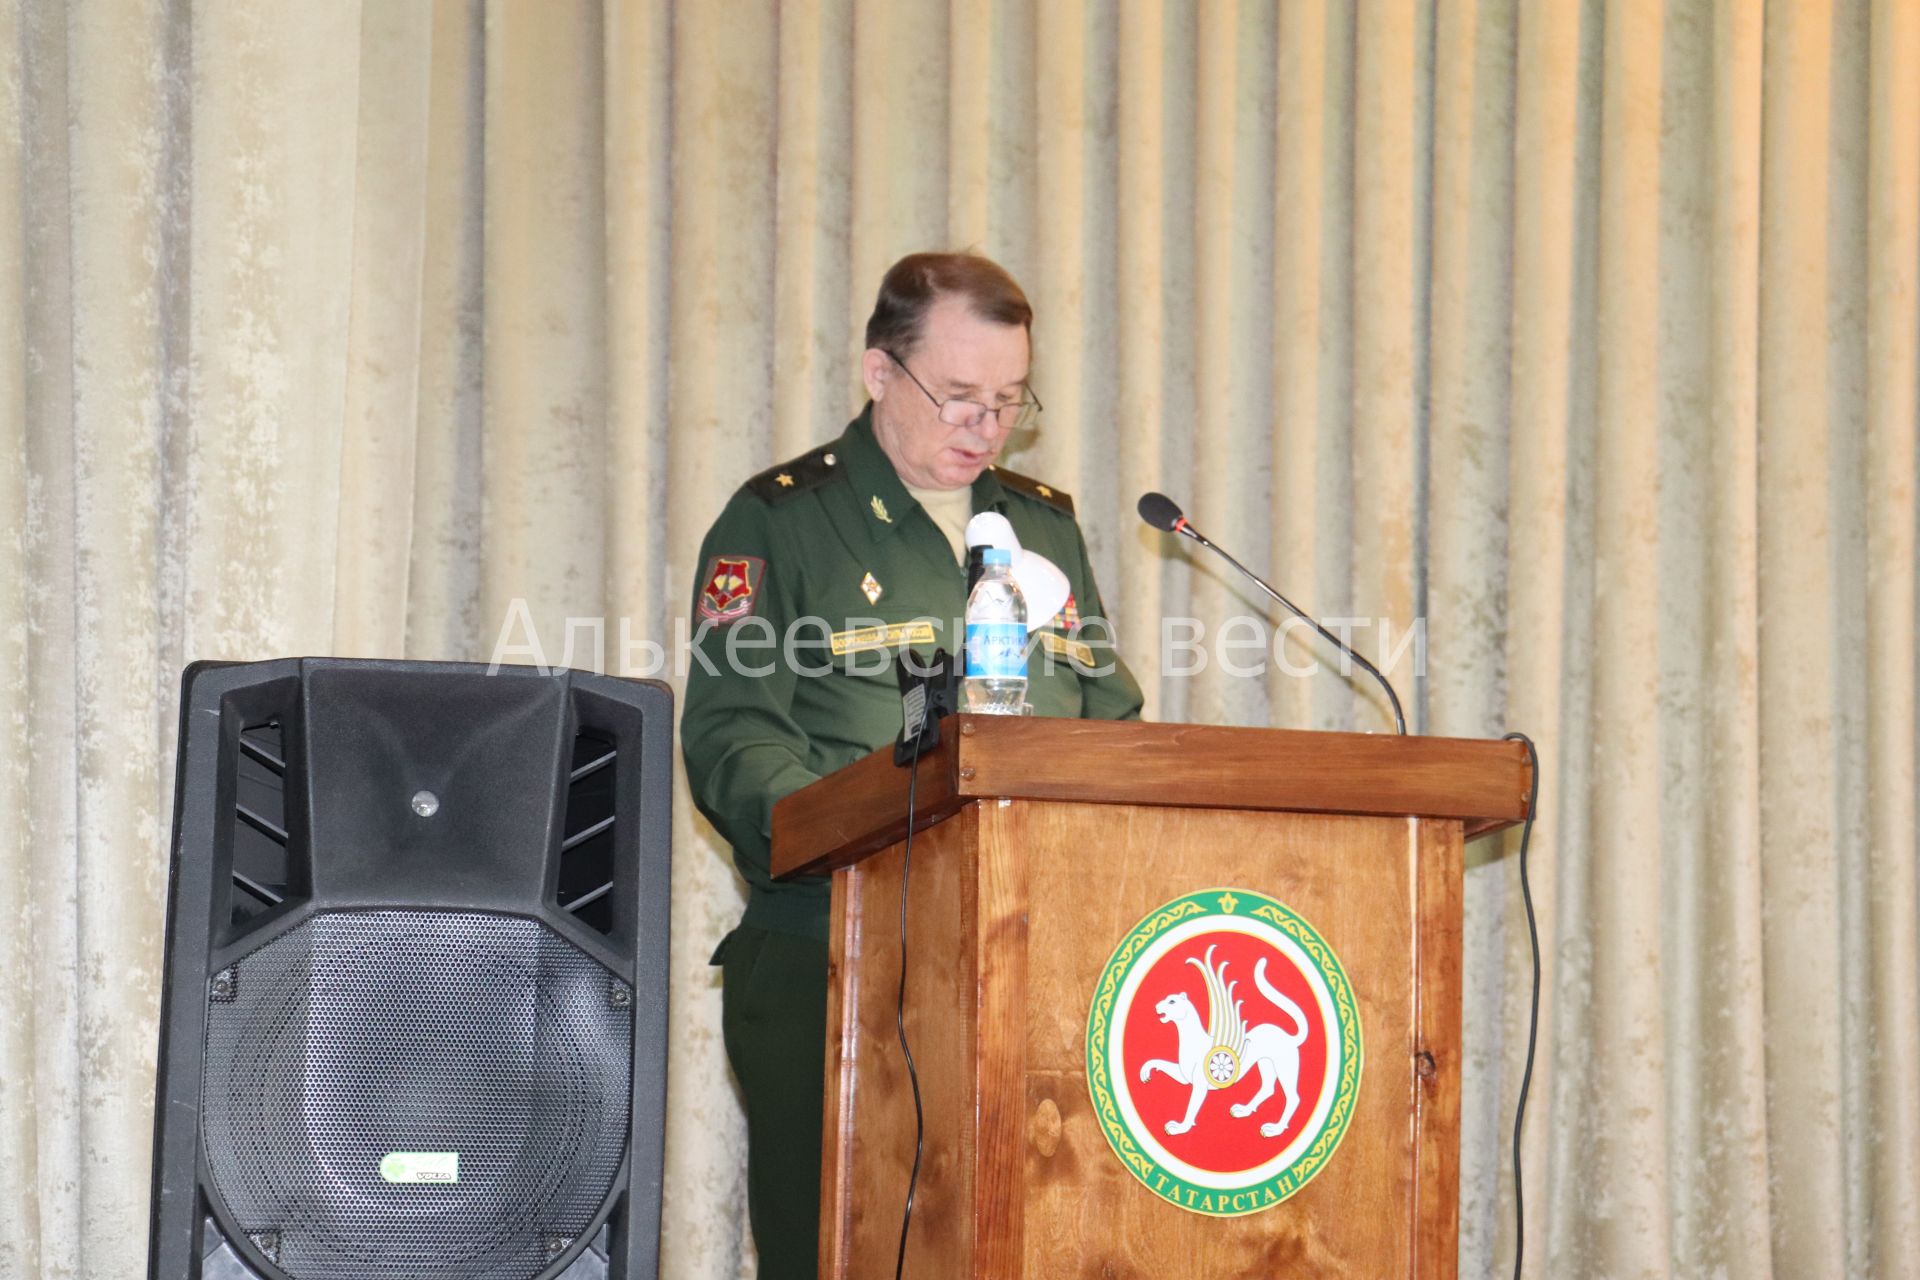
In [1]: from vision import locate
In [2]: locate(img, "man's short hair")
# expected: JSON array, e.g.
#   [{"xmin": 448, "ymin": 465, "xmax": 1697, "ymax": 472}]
[{"xmin": 863, "ymin": 251, "xmax": 1033, "ymax": 357}]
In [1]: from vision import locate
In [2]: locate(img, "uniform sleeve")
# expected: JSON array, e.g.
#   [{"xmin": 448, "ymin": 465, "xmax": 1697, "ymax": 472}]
[
  {"xmin": 679, "ymin": 491, "xmax": 824, "ymax": 881},
  {"xmin": 1069, "ymin": 523, "xmax": 1146, "ymax": 722}
]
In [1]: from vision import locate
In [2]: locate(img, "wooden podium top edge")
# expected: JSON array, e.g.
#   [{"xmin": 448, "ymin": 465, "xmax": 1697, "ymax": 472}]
[{"xmin": 770, "ymin": 715, "xmax": 1534, "ymax": 878}]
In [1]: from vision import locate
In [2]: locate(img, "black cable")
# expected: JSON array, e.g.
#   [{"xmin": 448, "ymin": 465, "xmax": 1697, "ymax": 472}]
[
  {"xmin": 1505, "ymin": 731, "xmax": 1541, "ymax": 1280},
  {"xmin": 893, "ymin": 746, "xmax": 925, "ymax": 1280}
]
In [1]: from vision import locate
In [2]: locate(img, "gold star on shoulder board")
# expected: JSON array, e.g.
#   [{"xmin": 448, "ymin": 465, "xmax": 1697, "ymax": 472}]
[
  {"xmin": 861, "ymin": 572, "xmax": 883, "ymax": 605},
  {"xmin": 1037, "ymin": 483, "xmax": 1053, "ymax": 498},
  {"xmin": 870, "ymin": 495, "xmax": 891, "ymax": 523},
  {"xmin": 775, "ymin": 472, "xmax": 794, "ymax": 487}
]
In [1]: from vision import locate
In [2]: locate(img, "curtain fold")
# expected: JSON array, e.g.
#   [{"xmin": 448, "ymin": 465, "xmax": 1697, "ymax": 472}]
[
  {"xmin": 3, "ymin": 2, "xmax": 1914, "ymax": 1276},
  {"xmin": 1863, "ymin": 3, "xmax": 1920, "ymax": 1272}
]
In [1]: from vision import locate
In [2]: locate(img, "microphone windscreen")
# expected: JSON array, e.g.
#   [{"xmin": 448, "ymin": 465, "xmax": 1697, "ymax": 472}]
[
  {"xmin": 1137, "ymin": 491, "xmax": 1185, "ymax": 532},
  {"xmin": 1011, "ymin": 550, "xmax": 1071, "ymax": 632},
  {"xmin": 965, "ymin": 510, "xmax": 1019, "ymax": 550}
]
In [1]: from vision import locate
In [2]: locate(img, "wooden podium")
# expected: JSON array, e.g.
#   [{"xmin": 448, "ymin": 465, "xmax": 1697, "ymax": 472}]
[{"xmin": 771, "ymin": 716, "xmax": 1531, "ymax": 1279}]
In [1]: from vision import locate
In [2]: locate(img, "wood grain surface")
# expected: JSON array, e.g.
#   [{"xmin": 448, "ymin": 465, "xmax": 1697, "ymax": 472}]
[
  {"xmin": 1020, "ymin": 803, "xmax": 1430, "ymax": 1278},
  {"xmin": 816, "ymin": 795, "xmax": 1467, "ymax": 1278},
  {"xmin": 773, "ymin": 717, "xmax": 1530, "ymax": 878},
  {"xmin": 972, "ymin": 802, "xmax": 1029, "ymax": 1278},
  {"xmin": 818, "ymin": 805, "xmax": 983, "ymax": 1278},
  {"xmin": 1411, "ymin": 819, "xmax": 1466, "ymax": 1277}
]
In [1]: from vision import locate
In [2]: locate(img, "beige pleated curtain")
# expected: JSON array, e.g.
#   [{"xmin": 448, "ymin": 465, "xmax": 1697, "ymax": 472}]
[{"xmin": 3, "ymin": 1, "xmax": 1916, "ymax": 1277}]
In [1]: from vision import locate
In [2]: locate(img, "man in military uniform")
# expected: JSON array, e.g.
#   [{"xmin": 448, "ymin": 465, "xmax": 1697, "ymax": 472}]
[{"xmin": 682, "ymin": 251, "xmax": 1144, "ymax": 1277}]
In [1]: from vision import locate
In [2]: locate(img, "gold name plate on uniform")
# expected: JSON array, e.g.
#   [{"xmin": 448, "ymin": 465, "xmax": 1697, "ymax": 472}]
[
  {"xmin": 1039, "ymin": 631, "xmax": 1096, "ymax": 667},
  {"xmin": 830, "ymin": 621, "xmax": 939, "ymax": 656},
  {"xmin": 828, "ymin": 622, "xmax": 1093, "ymax": 665}
]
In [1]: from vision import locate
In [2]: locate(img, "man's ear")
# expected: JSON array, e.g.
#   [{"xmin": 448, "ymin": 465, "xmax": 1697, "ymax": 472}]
[{"xmin": 861, "ymin": 348, "xmax": 891, "ymax": 403}]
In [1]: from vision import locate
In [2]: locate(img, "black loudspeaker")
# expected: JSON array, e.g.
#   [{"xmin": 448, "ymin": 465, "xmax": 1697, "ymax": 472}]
[{"xmin": 148, "ymin": 659, "xmax": 672, "ymax": 1280}]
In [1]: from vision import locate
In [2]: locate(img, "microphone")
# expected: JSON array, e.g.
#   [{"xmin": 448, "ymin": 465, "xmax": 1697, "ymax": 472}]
[
  {"xmin": 1137, "ymin": 490, "xmax": 1188, "ymax": 535},
  {"xmin": 1137, "ymin": 491, "xmax": 1408, "ymax": 735}
]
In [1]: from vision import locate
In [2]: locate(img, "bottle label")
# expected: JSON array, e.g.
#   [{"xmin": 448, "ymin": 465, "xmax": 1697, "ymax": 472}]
[{"xmin": 966, "ymin": 621, "xmax": 1028, "ymax": 680}]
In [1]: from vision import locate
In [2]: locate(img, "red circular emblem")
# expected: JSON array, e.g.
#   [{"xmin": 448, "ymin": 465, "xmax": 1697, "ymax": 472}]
[
  {"xmin": 1120, "ymin": 929, "xmax": 1333, "ymax": 1173},
  {"xmin": 1086, "ymin": 890, "xmax": 1363, "ymax": 1216}
]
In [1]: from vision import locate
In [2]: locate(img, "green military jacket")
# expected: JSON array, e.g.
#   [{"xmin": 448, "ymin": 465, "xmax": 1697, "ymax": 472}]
[{"xmin": 682, "ymin": 405, "xmax": 1146, "ymax": 940}]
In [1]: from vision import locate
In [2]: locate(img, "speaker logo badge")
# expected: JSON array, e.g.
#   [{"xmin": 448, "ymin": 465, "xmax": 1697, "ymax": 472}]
[
  {"xmin": 379, "ymin": 1151, "xmax": 460, "ymax": 1185},
  {"xmin": 1086, "ymin": 888, "xmax": 1362, "ymax": 1216},
  {"xmin": 698, "ymin": 555, "xmax": 763, "ymax": 623}
]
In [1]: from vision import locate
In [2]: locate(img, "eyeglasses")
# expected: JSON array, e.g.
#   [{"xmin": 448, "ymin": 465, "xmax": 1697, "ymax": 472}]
[{"xmin": 884, "ymin": 350, "xmax": 1043, "ymax": 432}]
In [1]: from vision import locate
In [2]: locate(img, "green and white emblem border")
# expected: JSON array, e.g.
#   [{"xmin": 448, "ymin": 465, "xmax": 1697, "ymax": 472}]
[{"xmin": 1085, "ymin": 888, "xmax": 1364, "ymax": 1217}]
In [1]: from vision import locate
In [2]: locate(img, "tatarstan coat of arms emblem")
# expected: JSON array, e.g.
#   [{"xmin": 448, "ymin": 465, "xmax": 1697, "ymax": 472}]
[{"xmin": 1086, "ymin": 888, "xmax": 1363, "ymax": 1216}]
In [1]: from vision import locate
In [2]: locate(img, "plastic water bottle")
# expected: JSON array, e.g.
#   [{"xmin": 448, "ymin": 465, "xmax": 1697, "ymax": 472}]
[{"xmin": 964, "ymin": 548, "xmax": 1028, "ymax": 715}]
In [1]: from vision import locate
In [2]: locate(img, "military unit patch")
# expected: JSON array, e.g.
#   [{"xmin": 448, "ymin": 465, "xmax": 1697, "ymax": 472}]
[{"xmin": 698, "ymin": 555, "xmax": 764, "ymax": 623}]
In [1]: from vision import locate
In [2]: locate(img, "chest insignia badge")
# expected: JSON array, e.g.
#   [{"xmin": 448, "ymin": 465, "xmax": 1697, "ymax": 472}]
[
  {"xmin": 861, "ymin": 572, "xmax": 884, "ymax": 605},
  {"xmin": 870, "ymin": 495, "xmax": 892, "ymax": 523}
]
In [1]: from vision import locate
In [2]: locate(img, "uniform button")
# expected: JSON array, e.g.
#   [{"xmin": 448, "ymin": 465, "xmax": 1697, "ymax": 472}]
[{"xmin": 824, "ymin": 453, "xmax": 837, "ymax": 466}]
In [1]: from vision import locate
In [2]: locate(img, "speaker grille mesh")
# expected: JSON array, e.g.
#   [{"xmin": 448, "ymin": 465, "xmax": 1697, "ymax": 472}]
[{"xmin": 201, "ymin": 911, "xmax": 633, "ymax": 1279}]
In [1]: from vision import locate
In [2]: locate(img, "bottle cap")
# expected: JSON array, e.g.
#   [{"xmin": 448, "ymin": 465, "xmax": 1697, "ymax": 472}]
[{"xmin": 981, "ymin": 547, "xmax": 1013, "ymax": 566}]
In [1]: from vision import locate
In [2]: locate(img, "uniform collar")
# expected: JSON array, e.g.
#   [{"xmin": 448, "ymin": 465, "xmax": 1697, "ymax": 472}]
[
  {"xmin": 841, "ymin": 402, "xmax": 1021, "ymax": 536},
  {"xmin": 970, "ymin": 465, "xmax": 1014, "ymax": 516},
  {"xmin": 841, "ymin": 405, "xmax": 918, "ymax": 540}
]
